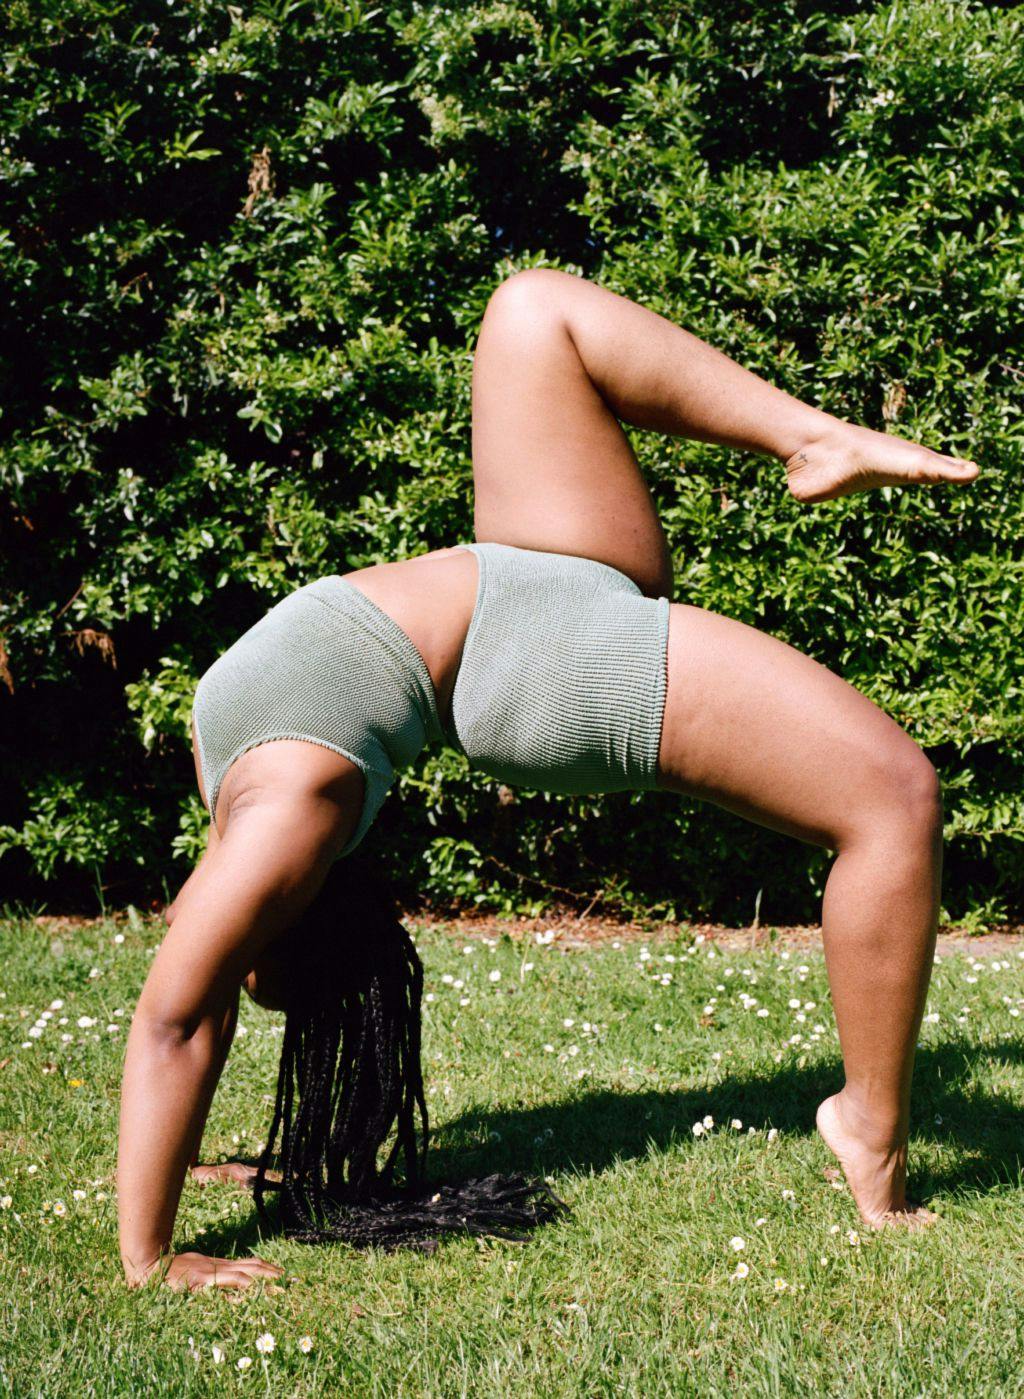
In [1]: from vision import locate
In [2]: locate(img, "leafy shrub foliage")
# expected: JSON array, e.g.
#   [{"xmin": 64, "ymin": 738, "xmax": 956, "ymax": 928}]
[{"xmin": 1, "ymin": 0, "xmax": 1022, "ymax": 919}]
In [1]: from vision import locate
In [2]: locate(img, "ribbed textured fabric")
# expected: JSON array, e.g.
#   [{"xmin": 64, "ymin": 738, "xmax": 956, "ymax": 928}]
[
  {"xmin": 450, "ymin": 544, "xmax": 670, "ymax": 795},
  {"xmin": 192, "ymin": 578, "xmax": 442, "ymax": 855}
]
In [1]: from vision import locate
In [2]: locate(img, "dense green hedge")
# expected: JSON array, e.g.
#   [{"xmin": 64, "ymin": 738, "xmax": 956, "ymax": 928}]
[{"xmin": 2, "ymin": 0, "xmax": 1022, "ymax": 920}]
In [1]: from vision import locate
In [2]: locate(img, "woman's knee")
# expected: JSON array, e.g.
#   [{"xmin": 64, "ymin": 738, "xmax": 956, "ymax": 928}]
[
  {"xmin": 481, "ymin": 268, "xmax": 575, "ymax": 340},
  {"xmin": 859, "ymin": 742, "xmax": 943, "ymax": 848}
]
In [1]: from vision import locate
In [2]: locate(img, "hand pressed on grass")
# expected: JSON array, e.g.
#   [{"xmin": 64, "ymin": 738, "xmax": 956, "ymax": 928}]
[
  {"xmin": 190, "ymin": 1160, "xmax": 281, "ymax": 1189},
  {"xmin": 155, "ymin": 1251, "xmax": 285, "ymax": 1293}
]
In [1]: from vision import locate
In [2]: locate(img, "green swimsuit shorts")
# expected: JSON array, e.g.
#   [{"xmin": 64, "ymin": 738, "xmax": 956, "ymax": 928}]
[{"xmin": 192, "ymin": 543, "xmax": 670, "ymax": 855}]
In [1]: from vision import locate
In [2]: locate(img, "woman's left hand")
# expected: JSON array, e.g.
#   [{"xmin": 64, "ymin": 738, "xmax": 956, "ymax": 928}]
[{"xmin": 190, "ymin": 1160, "xmax": 281, "ymax": 1189}]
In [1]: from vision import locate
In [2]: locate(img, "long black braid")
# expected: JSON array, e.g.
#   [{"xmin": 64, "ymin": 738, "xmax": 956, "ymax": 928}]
[{"xmin": 253, "ymin": 862, "xmax": 565, "ymax": 1251}]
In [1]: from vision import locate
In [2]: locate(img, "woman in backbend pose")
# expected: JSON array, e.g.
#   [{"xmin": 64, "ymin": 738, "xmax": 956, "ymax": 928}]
[{"xmin": 118, "ymin": 270, "xmax": 978, "ymax": 1290}]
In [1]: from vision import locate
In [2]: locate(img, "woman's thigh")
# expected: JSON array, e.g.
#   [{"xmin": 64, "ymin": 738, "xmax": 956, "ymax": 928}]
[
  {"xmin": 471, "ymin": 270, "xmax": 672, "ymax": 598},
  {"xmin": 657, "ymin": 604, "xmax": 938, "ymax": 848}
]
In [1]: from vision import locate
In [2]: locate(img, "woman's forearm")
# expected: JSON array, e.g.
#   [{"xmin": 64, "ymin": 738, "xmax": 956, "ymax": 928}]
[
  {"xmin": 117, "ymin": 1011, "xmax": 231, "ymax": 1281},
  {"xmin": 186, "ymin": 996, "xmax": 237, "ymax": 1169}
]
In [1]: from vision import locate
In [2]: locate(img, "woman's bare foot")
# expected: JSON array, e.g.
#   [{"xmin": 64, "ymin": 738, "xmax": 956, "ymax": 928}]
[
  {"xmin": 785, "ymin": 422, "xmax": 979, "ymax": 503},
  {"xmin": 816, "ymin": 1093, "xmax": 937, "ymax": 1230}
]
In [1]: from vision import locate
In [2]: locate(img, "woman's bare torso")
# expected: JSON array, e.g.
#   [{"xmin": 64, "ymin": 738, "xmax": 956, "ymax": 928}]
[{"xmin": 342, "ymin": 547, "xmax": 478, "ymax": 723}]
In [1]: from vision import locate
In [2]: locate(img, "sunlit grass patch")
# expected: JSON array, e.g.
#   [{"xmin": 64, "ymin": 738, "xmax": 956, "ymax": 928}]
[{"xmin": 2, "ymin": 916, "xmax": 1024, "ymax": 1396}]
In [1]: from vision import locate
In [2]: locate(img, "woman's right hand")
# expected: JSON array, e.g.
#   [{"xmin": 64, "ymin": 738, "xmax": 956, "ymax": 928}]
[{"xmin": 142, "ymin": 1251, "xmax": 285, "ymax": 1292}]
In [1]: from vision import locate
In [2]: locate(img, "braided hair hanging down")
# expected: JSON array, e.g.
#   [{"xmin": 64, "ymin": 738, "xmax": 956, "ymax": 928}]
[{"xmin": 252, "ymin": 862, "xmax": 565, "ymax": 1251}]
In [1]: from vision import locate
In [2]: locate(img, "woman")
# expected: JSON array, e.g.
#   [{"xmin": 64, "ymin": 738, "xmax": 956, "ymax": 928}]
[{"xmin": 118, "ymin": 270, "xmax": 978, "ymax": 1290}]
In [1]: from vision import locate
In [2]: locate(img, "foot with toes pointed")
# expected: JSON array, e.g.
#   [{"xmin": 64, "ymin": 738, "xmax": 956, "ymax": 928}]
[{"xmin": 786, "ymin": 423, "xmax": 978, "ymax": 503}]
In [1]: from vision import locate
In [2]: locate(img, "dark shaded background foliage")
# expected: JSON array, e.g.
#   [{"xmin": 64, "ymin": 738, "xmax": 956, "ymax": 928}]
[{"xmin": 1, "ymin": 0, "xmax": 1022, "ymax": 920}]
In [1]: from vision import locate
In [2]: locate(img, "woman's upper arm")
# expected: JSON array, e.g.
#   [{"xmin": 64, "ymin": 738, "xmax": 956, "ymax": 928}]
[
  {"xmin": 138, "ymin": 792, "xmax": 345, "ymax": 1034},
  {"xmin": 164, "ymin": 820, "xmax": 220, "ymax": 927}
]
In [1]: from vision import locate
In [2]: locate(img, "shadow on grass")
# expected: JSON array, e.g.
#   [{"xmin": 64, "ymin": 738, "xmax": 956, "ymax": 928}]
[
  {"xmin": 436, "ymin": 1043, "xmax": 1024, "ymax": 1196},
  {"xmin": 190, "ymin": 1041, "xmax": 1024, "ymax": 1255}
]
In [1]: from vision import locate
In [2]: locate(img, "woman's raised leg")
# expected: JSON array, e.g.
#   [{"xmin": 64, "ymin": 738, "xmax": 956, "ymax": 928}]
[
  {"xmin": 472, "ymin": 269, "xmax": 978, "ymax": 595},
  {"xmin": 658, "ymin": 604, "xmax": 942, "ymax": 1227},
  {"xmin": 472, "ymin": 272, "xmax": 674, "ymax": 596}
]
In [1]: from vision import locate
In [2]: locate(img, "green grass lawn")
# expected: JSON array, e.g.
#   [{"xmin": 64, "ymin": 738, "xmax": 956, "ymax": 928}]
[{"xmin": 2, "ymin": 914, "xmax": 1024, "ymax": 1397}]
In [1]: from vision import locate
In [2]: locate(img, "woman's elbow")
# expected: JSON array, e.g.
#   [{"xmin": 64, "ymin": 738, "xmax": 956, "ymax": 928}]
[{"xmin": 133, "ymin": 992, "xmax": 232, "ymax": 1051}]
